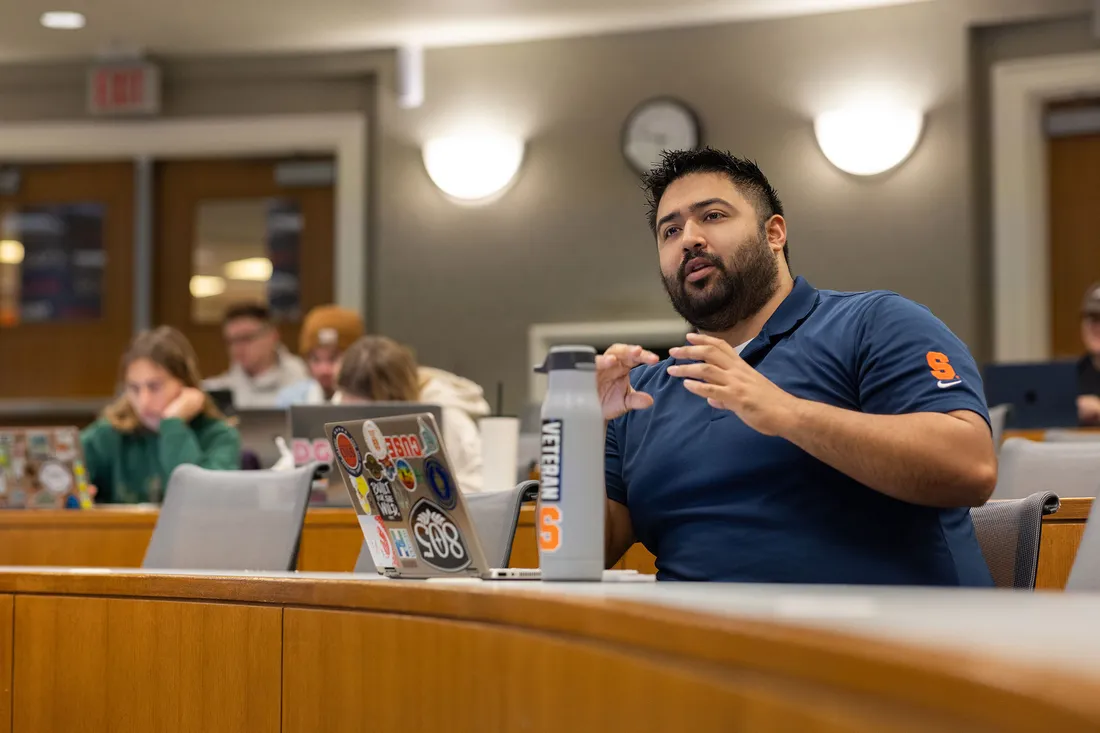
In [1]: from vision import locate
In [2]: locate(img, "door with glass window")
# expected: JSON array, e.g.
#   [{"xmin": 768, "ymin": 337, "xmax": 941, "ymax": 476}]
[
  {"xmin": 154, "ymin": 158, "xmax": 335, "ymax": 378},
  {"xmin": 0, "ymin": 162, "xmax": 134, "ymax": 397}
]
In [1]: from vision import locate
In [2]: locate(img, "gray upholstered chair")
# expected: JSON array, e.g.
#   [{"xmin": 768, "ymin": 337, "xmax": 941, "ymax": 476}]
[
  {"xmin": 988, "ymin": 403, "xmax": 1011, "ymax": 450},
  {"xmin": 1044, "ymin": 429, "xmax": 1100, "ymax": 443},
  {"xmin": 143, "ymin": 462, "xmax": 321, "ymax": 571},
  {"xmin": 1065, "ymin": 485, "xmax": 1100, "ymax": 592},
  {"xmin": 354, "ymin": 481, "xmax": 538, "ymax": 573},
  {"xmin": 991, "ymin": 438, "xmax": 1100, "ymax": 500},
  {"xmin": 970, "ymin": 492, "xmax": 1059, "ymax": 589}
]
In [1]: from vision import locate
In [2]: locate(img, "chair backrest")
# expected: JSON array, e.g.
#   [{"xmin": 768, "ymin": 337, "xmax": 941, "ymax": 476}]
[
  {"xmin": 143, "ymin": 462, "xmax": 320, "ymax": 571},
  {"xmin": 991, "ymin": 438, "xmax": 1100, "ymax": 500},
  {"xmin": 353, "ymin": 481, "xmax": 539, "ymax": 573},
  {"xmin": 970, "ymin": 491, "xmax": 1060, "ymax": 589},
  {"xmin": 1065, "ymin": 486, "xmax": 1100, "ymax": 592},
  {"xmin": 988, "ymin": 403, "xmax": 1011, "ymax": 449}
]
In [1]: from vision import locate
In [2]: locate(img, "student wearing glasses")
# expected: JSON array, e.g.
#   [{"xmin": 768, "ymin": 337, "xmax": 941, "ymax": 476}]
[{"xmin": 203, "ymin": 303, "xmax": 309, "ymax": 408}]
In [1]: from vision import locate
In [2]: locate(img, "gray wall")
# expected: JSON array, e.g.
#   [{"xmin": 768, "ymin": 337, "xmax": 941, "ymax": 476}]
[{"xmin": 0, "ymin": 0, "xmax": 1093, "ymax": 411}]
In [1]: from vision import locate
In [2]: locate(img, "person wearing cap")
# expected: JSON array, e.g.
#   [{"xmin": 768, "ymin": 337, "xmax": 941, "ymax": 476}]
[
  {"xmin": 1079, "ymin": 282, "xmax": 1100, "ymax": 426},
  {"xmin": 276, "ymin": 305, "xmax": 365, "ymax": 407},
  {"xmin": 204, "ymin": 303, "xmax": 309, "ymax": 408}
]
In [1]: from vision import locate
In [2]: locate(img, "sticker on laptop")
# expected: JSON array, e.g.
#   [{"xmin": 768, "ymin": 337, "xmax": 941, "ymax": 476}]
[
  {"xmin": 357, "ymin": 514, "xmax": 396, "ymax": 569},
  {"xmin": 384, "ymin": 434, "xmax": 423, "ymax": 459},
  {"xmin": 389, "ymin": 528, "xmax": 417, "ymax": 560},
  {"xmin": 361, "ymin": 421, "xmax": 388, "ymax": 459},
  {"xmin": 331, "ymin": 426, "xmax": 363, "ymax": 477},
  {"xmin": 291, "ymin": 438, "xmax": 313, "ymax": 465},
  {"xmin": 418, "ymin": 418, "xmax": 440, "ymax": 457},
  {"xmin": 53, "ymin": 429, "xmax": 77, "ymax": 461},
  {"xmin": 362, "ymin": 453, "xmax": 385, "ymax": 481},
  {"xmin": 379, "ymin": 456, "xmax": 398, "ymax": 482},
  {"xmin": 353, "ymin": 475, "xmax": 372, "ymax": 512},
  {"xmin": 395, "ymin": 458, "xmax": 417, "ymax": 491},
  {"xmin": 368, "ymin": 478, "xmax": 403, "ymax": 522},
  {"xmin": 27, "ymin": 432, "xmax": 51, "ymax": 461},
  {"xmin": 38, "ymin": 461, "xmax": 72, "ymax": 495},
  {"xmin": 424, "ymin": 457, "xmax": 457, "ymax": 510},
  {"xmin": 410, "ymin": 498, "xmax": 471, "ymax": 573}
]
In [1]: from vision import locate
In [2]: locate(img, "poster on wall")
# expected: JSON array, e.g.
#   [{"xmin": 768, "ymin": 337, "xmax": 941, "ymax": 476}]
[
  {"xmin": 7, "ymin": 202, "xmax": 105, "ymax": 324},
  {"xmin": 265, "ymin": 198, "xmax": 302, "ymax": 322}
]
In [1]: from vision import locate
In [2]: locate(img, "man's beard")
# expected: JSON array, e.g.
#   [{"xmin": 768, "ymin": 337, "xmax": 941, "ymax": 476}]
[{"xmin": 661, "ymin": 230, "xmax": 779, "ymax": 333}]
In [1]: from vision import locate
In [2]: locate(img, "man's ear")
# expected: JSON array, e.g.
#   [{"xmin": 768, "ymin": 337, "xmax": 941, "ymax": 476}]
[{"xmin": 764, "ymin": 214, "xmax": 787, "ymax": 253}]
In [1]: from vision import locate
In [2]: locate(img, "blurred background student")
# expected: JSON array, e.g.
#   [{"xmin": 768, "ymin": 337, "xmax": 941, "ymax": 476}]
[
  {"xmin": 336, "ymin": 335, "xmax": 489, "ymax": 492},
  {"xmin": 81, "ymin": 326, "xmax": 241, "ymax": 504},
  {"xmin": 277, "ymin": 305, "xmax": 365, "ymax": 406},
  {"xmin": 204, "ymin": 303, "xmax": 308, "ymax": 407}
]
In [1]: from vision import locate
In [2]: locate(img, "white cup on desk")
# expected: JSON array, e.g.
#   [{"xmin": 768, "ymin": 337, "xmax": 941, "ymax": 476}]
[{"xmin": 480, "ymin": 416, "xmax": 520, "ymax": 493}]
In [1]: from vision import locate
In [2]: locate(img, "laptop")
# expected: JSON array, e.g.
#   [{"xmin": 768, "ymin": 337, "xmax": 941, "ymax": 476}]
[
  {"xmin": 984, "ymin": 361, "xmax": 1080, "ymax": 429},
  {"xmin": 288, "ymin": 403, "xmax": 441, "ymax": 466},
  {"xmin": 325, "ymin": 412, "xmax": 540, "ymax": 579},
  {"xmin": 235, "ymin": 408, "xmax": 288, "ymax": 469},
  {"xmin": 0, "ymin": 426, "xmax": 93, "ymax": 509}
]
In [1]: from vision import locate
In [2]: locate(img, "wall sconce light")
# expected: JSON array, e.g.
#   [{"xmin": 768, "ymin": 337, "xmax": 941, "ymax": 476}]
[
  {"xmin": 422, "ymin": 134, "xmax": 525, "ymax": 202},
  {"xmin": 814, "ymin": 105, "xmax": 923, "ymax": 176}
]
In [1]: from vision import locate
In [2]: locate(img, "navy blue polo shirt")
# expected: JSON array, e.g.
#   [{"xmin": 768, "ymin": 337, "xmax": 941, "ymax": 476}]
[{"xmin": 605, "ymin": 277, "xmax": 994, "ymax": 586}]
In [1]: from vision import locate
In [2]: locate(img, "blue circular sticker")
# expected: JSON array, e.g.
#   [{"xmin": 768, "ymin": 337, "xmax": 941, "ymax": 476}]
[{"xmin": 424, "ymin": 457, "xmax": 457, "ymax": 510}]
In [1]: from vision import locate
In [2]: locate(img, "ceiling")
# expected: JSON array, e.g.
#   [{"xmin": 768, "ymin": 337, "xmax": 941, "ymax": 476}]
[{"xmin": 1, "ymin": 0, "xmax": 933, "ymax": 63}]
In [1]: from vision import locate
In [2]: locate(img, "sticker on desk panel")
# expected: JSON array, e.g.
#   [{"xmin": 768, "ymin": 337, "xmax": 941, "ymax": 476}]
[
  {"xmin": 312, "ymin": 438, "xmax": 334, "ymax": 465},
  {"xmin": 418, "ymin": 418, "xmax": 440, "ymax": 457},
  {"xmin": 368, "ymin": 478, "xmax": 403, "ymax": 522},
  {"xmin": 389, "ymin": 528, "xmax": 417, "ymax": 560},
  {"xmin": 27, "ymin": 431, "xmax": 50, "ymax": 461},
  {"xmin": 331, "ymin": 426, "xmax": 363, "ymax": 477},
  {"xmin": 357, "ymin": 514, "xmax": 396, "ymax": 569},
  {"xmin": 410, "ymin": 498, "xmax": 471, "ymax": 573},
  {"xmin": 395, "ymin": 458, "xmax": 417, "ymax": 491},
  {"xmin": 424, "ymin": 457, "xmax": 457, "ymax": 510},
  {"xmin": 291, "ymin": 438, "xmax": 313, "ymax": 465},
  {"xmin": 53, "ymin": 429, "xmax": 78, "ymax": 461},
  {"xmin": 10, "ymin": 458, "xmax": 25, "ymax": 479},
  {"xmin": 361, "ymin": 420, "xmax": 388, "ymax": 460}
]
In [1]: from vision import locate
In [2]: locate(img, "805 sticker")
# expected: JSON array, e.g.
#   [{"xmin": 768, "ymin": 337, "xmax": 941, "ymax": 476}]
[{"xmin": 409, "ymin": 499, "xmax": 471, "ymax": 573}]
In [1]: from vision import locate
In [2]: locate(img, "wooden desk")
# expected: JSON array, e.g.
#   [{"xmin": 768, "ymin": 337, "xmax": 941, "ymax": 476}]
[
  {"xmin": 1, "ymin": 568, "xmax": 1100, "ymax": 732},
  {"xmin": 0, "ymin": 499, "xmax": 1089, "ymax": 588}
]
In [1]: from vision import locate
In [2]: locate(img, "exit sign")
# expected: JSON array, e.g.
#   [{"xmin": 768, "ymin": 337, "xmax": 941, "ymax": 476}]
[{"xmin": 87, "ymin": 62, "xmax": 160, "ymax": 116}]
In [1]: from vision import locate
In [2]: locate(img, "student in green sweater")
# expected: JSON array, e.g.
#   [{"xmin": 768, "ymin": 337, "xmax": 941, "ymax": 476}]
[{"xmin": 81, "ymin": 326, "xmax": 241, "ymax": 503}]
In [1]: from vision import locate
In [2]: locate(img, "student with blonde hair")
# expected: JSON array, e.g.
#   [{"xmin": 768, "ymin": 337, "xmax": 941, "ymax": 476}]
[
  {"xmin": 81, "ymin": 326, "xmax": 241, "ymax": 503},
  {"xmin": 336, "ymin": 336, "xmax": 489, "ymax": 492}
]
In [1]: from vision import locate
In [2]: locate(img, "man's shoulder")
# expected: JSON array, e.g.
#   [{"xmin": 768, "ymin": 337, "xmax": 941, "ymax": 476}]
[{"xmin": 628, "ymin": 358, "xmax": 671, "ymax": 390}]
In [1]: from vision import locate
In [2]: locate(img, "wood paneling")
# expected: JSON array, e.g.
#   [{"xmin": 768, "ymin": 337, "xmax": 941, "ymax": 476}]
[
  {"xmin": 296, "ymin": 525, "xmax": 363, "ymax": 571},
  {"xmin": 1036, "ymin": 499, "xmax": 1092, "ymax": 591},
  {"xmin": 1, "ymin": 570, "xmax": 1100, "ymax": 731},
  {"xmin": 0, "ymin": 595, "xmax": 11, "ymax": 733},
  {"xmin": 1048, "ymin": 134, "xmax": 1100, "ymax": 358},
  {"xmin": 13, "ymin": 595, "xmax": 281, "ymax": 733},
  {"xmin": 0, "ymin": 163, "xmax": 135, "ymax": 398},
  {"xmin": 282, "ymin": 608, "xmax": 966, "ymax": 733}
]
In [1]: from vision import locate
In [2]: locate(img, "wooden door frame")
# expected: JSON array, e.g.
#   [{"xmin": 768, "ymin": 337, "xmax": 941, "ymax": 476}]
[
  {"xmin": 0, "ymin": 113, "xmax": 366, "ymax": 324},
  {"xmin": 992, "ymin": 52, "xmax": 1100, "ymax": 363}
]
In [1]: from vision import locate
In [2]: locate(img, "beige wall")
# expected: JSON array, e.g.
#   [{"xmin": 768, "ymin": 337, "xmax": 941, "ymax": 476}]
[{"xmin": 0, "ymin": 0, "xmax": 1093, "ymax": 410}]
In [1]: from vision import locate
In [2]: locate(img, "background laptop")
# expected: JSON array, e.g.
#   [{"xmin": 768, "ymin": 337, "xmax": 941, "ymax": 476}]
[
  {"xmin": 288, "ymin": 403, "xmax": 441, "ymax": 466},
  {"xmin": 984, "ymin": 361, "xmax": 1079, "ymax": 429},
  {"xmin": 0, "ymin": 426, "xmax": 92, "ymax": 509},
  {"xmin": 326, "ymin": 412, "xmax": 535, "ymax": 579},
  {"xmin": 234, "ymin": 408, "xmax": 288, "ymax": 469}
]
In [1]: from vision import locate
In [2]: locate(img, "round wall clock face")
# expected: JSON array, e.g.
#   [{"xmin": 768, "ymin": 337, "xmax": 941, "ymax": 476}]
[{"xmin": 622, "ymin": 98, "xmax": 701, "ymax": 174}]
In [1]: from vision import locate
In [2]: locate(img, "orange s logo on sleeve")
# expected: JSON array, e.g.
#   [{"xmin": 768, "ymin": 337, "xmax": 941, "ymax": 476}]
[{"xmin": 926, "ymin": 351, "xmax": 963, "ymax": 388}]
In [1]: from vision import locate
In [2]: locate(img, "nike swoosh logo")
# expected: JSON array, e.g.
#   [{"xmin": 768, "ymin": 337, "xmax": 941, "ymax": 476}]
[{"xmin": 937, "ymin": 379, "xmax": 963, "ymax": 389}]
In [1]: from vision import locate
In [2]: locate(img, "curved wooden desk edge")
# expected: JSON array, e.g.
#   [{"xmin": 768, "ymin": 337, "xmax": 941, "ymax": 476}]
[{"xmin": 0, "ymin": 569, "xmax": 1096, "ymax": 731}]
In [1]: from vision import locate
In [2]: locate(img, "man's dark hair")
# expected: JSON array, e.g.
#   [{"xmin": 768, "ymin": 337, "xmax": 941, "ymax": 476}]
[
  {"xmin": 642, "ymin": 147, "xmax": 789, "ymax": 267},
  {"xmin": 222, "ymin": 302, "xmax": 271, "ymax": 327}
]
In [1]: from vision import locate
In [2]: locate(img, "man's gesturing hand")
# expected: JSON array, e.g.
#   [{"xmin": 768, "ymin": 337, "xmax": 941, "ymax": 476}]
[
  {"xmin": 596, "ymin": 344, "xmax": 660, "ymax": 421},
  {"xmin": 667, "ymin": 333, "xmax": 802, "ymax": 436}
]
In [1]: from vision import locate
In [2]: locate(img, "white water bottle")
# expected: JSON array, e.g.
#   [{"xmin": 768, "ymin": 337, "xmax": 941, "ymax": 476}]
[{"xmin": 534, "ymin": 345, "xmax": 605, "ymax": 581}]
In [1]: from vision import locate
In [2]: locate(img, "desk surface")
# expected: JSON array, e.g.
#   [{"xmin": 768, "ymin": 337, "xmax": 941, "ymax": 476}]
[{"xmin": 0, "ymin": 567, "xmax": 1098, "ymax": 732}]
